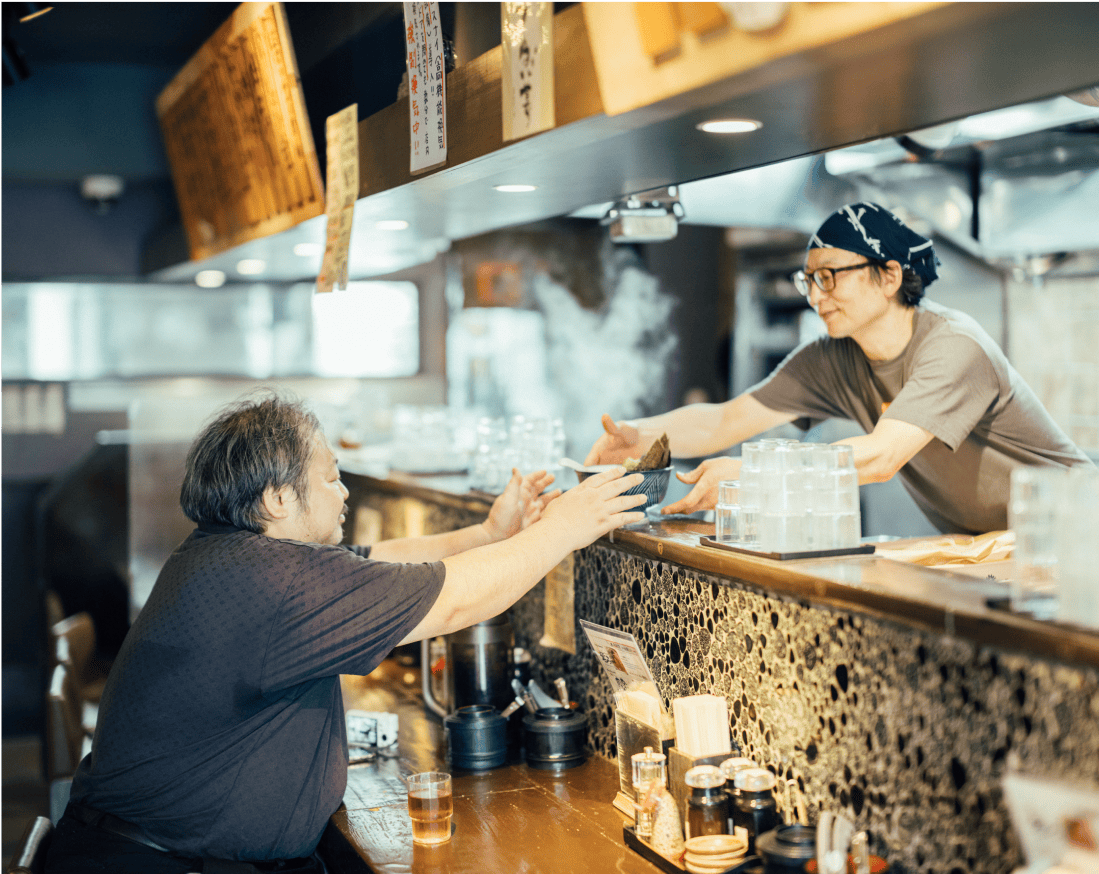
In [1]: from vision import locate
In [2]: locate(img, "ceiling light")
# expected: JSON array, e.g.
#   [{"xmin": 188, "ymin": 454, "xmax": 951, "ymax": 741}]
[
  {"xmin": 696, "ymin": 119, "xmax": 763, "ymax": 134},
  {"xmin": 375, "ymin": 220, "xmax": 409, "ymax": 230},
  {"xmin": 195, "ymin": 270, "xmax": 226, "ymax": 288},
  {"xmin": 293, "ymin": 243, "xmax": 322, "ymax": 257},
  {"xmin": 493, "ymin": 184, "xmax": 537, "ymax": 193},
  {"xmin": 19, "ymin": 4, "xmax": 53, "ymax": 23},
  {"xmin": 236, "ymin": 259, "xmax": 266, "ymax": 275}
]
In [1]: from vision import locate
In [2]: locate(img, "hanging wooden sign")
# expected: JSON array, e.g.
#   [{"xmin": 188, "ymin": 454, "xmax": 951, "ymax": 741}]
[
  {"xmin": 317, "ymin": 104, "xmax": 359, "ymax": 294},
  {"xmin": 156, "ymin": 2, "xmax": 324, "ymax": 262}
]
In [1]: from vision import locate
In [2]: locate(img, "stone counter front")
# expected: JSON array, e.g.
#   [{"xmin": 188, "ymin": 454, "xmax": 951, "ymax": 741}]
[{"xmin": 342, "ymin": 469, "xmax": 1099, "ymax": 874}]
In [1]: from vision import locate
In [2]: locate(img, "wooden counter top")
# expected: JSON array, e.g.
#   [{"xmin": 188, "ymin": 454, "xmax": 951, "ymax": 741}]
[
  {"xmin": 320, "ymin": 661, "xmax": 661, "ymax": 874},
  {"xmin": 340, "ymin": 468, "xmax": 1099, "ymax": 670}
]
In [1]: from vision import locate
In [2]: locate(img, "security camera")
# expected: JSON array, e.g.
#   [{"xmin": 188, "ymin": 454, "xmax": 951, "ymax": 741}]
[{"xmin": 80, "ymin": 174, "xmax": 125, "ymax": 214}]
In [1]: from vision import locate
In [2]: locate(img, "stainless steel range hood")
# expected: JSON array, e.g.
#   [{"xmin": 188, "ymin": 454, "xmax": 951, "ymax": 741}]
[{"xmin": 569, "ymin": 93, "xmax": 1099, "ymax": 275}]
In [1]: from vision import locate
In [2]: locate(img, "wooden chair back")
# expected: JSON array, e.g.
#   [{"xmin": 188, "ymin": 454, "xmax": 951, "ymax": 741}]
[
  {"xmin": 49, "ymin": 612, "xmax": 107, "ymax": 702},
  {"xmin": 50, "ymin": 613, "xmax": 96, "ymax": 677},
  {"xmin": 45, "ymin": 664, "xmax": 86, "ymax": 780}
]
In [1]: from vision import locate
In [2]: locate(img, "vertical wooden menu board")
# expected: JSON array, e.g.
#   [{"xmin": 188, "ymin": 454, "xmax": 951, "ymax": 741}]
[{"xmin": 156, "ymin": 2, "xmax": 324, "ymax": 262}]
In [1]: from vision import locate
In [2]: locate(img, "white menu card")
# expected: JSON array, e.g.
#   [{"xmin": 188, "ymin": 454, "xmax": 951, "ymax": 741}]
[
  {"xmin": 403, "ymin": 2, "xmax": 448, "ymax": 174},
  {"xmin": 580, "ymin": 619, "xmax": 665, "ymax": 724}
]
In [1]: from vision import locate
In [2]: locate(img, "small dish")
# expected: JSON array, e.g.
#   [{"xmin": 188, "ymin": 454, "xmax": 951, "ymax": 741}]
[{"xmin": 684, "ymin": 834, "xmax": 749, "ymax": 856}]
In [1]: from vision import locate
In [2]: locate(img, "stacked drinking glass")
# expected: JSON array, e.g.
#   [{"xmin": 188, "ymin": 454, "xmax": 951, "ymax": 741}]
[
  {"xmin": 736, "ymin": 440, "xmax": 860, "ymax": 553},
  {"xmin": 1010, "ymin": 465, "xmax": 1099, "ymax": 628},
  {"xmin": 469, "ymin": 414, "xmax": 566, "ymax": 493}
]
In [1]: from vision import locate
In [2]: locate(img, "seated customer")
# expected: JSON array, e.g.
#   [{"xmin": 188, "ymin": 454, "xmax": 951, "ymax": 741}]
[{"xmin": 47, "ymin": 392, "xmax": 646, "ymax": 874}]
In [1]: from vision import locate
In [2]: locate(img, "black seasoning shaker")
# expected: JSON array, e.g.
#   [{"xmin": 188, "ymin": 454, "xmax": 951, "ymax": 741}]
[
  {"xmin": 720, "ymin": 756, "xmax": 757, "ymax": 838},
  {"xmin": 685, "ymin": 765, "xmax": 728, "ymax": 840},
  {"xmin": 732, "ymin": 767, "xmax": 781, "ymax": 855}
]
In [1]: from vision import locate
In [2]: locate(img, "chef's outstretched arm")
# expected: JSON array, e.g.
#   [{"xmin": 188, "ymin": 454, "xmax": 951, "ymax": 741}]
[
  {"xmin": 585, "ymin": 394, "xmax": 796, "ymax": 466},
  {"xmin": 838, "ymin": 417, "xmax": 934, "ymax": 484}
]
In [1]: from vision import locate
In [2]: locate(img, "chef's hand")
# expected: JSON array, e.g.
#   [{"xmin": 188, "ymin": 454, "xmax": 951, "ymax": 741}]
[
  {"xmin": 661, "ymin": 457, "xmax": 742, "ymax": 515},
  {"xmin": 484, "ymin": 469, "xmax": 559, "ymax": 542},
  {"xmin": 583, "ymin": 414, "xmax": 645, "ymax": 465}
]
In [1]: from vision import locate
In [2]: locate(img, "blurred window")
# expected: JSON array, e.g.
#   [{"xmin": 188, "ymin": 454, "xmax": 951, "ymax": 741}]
[
  {"xmin": 1, "ymin": 281, "xmax": 420, "ymax": 380},
  {"xmin": 308, "ymin": 281, "xmax": 419, "ymax": 377}
]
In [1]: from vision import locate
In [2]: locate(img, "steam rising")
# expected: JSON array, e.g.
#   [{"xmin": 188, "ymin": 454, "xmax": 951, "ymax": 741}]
[{"xmin": 534, "ymin": 246, "xmax": 677, "ymax": 457}]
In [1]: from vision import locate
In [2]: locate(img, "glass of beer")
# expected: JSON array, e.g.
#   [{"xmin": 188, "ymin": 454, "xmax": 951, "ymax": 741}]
[{"xmin": 407, "ymin": 772, "xmax": 453, "ymax": 844}]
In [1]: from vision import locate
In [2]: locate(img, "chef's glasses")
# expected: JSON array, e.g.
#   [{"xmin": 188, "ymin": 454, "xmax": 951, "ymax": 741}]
[{"xmin": 792, "ymin": 261, "xmax": 874, "ymax": 297}]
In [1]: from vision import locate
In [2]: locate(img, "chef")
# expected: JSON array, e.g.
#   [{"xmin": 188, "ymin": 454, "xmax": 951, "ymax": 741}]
[{"xmin": 585, "ymin": 202, "xmax": 1094, "ymax": 534}]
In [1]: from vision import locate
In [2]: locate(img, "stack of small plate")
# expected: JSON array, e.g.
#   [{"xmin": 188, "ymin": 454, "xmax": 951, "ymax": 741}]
[{"xmin": 683, "ymin": 834, "xmax": 748, "ymax": 874}]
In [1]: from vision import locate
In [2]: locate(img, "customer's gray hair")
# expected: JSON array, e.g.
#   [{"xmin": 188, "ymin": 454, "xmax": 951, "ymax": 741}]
[{"xmin": 180, "ymin": 391, "xmax": 321, "ymax": 534}]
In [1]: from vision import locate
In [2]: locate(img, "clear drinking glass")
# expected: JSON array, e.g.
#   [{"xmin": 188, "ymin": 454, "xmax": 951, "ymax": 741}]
[
  {"xmin": 716, "ymin": 481, "xmax": 741, "ymax": 544},
  {"xmin": 407, "ymin": 772, "xmax": 453, "ymax": 844},
  {"xmin": 471, "ymin": 417, "xmax": 507, "ymax": 491},
  {"xmin": 739, "ymin": 445, "xmax": 762, "ymax": 548},
  {"xmin": 1056, "ymin": 468, "xmax": 1099, "ymax": 629},
  {"xmin": 1010, "ymin": 467, "xmax": 1066, "ymax": 618}
]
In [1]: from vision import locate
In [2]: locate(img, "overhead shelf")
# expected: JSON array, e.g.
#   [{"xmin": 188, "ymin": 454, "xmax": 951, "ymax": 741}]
[{"xmin": 149, "ymin": 1, "xmax": 1099, "ymax": 282}]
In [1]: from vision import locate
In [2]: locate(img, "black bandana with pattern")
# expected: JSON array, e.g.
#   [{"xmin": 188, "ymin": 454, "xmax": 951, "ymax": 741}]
[{"xmin": 809, "ymin": 202, "xmax": 940, "ymax": 288}]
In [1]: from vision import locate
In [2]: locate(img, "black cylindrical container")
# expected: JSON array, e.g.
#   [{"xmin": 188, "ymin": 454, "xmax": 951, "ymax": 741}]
[
  {"xmin": 448, "ymin": 615, "xmax": 514, "ymax": 712},
  {"xmin": 756, "ymin": 823, "xmax": 817, "ymax": 873},
  {"xmin": 522, "ymin": 707, "xmax": 586, "ymax": 770},
  {"xmin": 732, "ymin": 768, "xmax": 781, "ymax": 855},
  {"xmin": 445, "ymin": 705, "xmax": 508, "ymax": 770},
  {"xmin": 720, "ymin": 756, "xmax": 757, "ymax": 834}
]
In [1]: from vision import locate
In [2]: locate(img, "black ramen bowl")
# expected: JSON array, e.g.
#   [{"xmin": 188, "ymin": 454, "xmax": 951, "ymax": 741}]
[{"xmin": 575, "ymin": 465, "xmax": 673, "ymax": 507}]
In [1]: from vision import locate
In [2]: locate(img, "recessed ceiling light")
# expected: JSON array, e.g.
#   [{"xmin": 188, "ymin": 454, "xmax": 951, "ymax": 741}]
[
  {"xmin": 236, "ymin": 259, "xmax": 266, "ymax": 275},
  {"xmin": 293, "ymin": 243, "xmax": 322, "ymax": 257},
  {"xmin": 195, "ymin": 270, "xmax": 226, "ymax": 288},
  {"xmin": 375, "ymin": 220, "xmax": 409, "ymax": 230},
  {"xmin": 696, "ymin": 119, "xmax": 763, "ymax": 134},
  {"xmin": 493, "ymin": 184, "xmax": 537, "ymax": 193}
]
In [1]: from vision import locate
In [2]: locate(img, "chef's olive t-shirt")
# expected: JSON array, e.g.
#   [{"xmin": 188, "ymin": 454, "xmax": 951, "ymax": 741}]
[
  {"xmin": 70, "ymin": 525, "xmax": 444, "ymax": 861},
  {"xmin": 750, "ymin": 300, "xmax": 1093, "ymax": 534}
]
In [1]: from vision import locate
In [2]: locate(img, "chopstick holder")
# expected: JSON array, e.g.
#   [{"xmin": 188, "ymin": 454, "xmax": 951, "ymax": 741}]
[{"xmin": 672, "ymin": 695, "xmax": 732, "ymax": 759}]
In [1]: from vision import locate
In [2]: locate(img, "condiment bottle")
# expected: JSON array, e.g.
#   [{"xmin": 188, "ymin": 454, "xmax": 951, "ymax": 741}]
[
  {"xmin": 720, "ymin": 756, "xmax": 757, "ymax": 840},
  {"xmin": 685, "ymin": 765, "xmax": 728, "ymax": 839},
  {"xmin": 631, "ymin": 746, "xmax": 667, "ymax": 839},
  {"xmin": 732, "ymin": 767, "xmax": 781, "ymax": 855}
]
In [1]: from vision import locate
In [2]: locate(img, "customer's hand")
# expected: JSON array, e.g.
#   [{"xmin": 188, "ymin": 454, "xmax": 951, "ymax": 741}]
[
  {"xmin": 583, "ymin": 414, "xmax": 645, "ymax": 465},
  {"xmin": 538, "ymin": 466, "xmax": 647, "ymax": 553},
  {"xmin": 662, "ymin": 457, "xmax": 742, "ymax": 515},
  {"xmin": 484, "ymin": 469, "xmax": 559, "ymax": 542}
]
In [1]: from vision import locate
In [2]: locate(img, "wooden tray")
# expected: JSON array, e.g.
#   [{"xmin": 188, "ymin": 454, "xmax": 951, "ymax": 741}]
[
  {"xmin": 699, "ymin": 537, "xmax": 875, "ymax": 561},
  {"xmin": 623, "ymin": 825, "xmax": 764, "ymax": 874}
]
